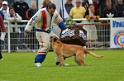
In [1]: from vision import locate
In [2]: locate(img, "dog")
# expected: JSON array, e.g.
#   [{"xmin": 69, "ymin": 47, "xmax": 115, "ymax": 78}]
[{"xmin": 52, "ymin": 36, "xmax": 103, "ymax": 66}]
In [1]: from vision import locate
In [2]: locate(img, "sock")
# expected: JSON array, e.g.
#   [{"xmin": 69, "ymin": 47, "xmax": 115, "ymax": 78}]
[{"xmin": 34, "ymin": 54, "xmax": 46, "ymax": 63}]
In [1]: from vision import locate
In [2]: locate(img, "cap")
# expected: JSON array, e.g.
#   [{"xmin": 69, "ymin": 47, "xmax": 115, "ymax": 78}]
[{"xmin": 2, "ymin": 1, "xmax": 8, "ymax": 5}]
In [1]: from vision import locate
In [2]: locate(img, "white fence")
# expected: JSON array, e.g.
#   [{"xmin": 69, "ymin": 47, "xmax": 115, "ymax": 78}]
[{"xmin": 1, "ymin": 18, "xmax": 124, "ymax": 53}]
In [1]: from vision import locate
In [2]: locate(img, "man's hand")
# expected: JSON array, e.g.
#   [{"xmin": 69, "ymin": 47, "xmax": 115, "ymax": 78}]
[
  {"xmin": 24, "ymin": 32, "xmax": 28, "ymax": 37},
  {"xmin": 24, "ymin": 30, "xmax": 30, "ymax": 37},
  {"xmin": 14, "ymin": 17, "xmax": 17, "ymax": 22},
  {"xmin": 92, "ymin": 16, "xmax": 96, "ymax": 20}
]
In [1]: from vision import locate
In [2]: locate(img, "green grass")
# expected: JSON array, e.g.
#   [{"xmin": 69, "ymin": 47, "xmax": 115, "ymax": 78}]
[{"xmin": 0, "ymin": 50, "xmax": 124, "ymax": 81}]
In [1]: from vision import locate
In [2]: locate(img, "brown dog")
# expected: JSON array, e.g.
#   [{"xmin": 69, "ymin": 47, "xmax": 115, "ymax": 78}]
[{"xmin": 52, "ymin": 36, "xmax": 103, "ymax": 66}]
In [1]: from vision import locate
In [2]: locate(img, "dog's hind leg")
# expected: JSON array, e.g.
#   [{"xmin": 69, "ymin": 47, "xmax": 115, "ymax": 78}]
[
  {"xmin": 74, "ymin": 56, "xmax": 81, "ymax": 65},
  {"xmin": 76, "ymin": 51, "xmax": 87, "ymax": 66}
]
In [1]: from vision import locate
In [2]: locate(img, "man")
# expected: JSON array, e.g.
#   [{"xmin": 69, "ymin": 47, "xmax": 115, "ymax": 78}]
[
  {"xmin": 69, "ymin": 0, "xmax": 86, "ymax": 23},
  {"xmin": 24, "ymin": 3, "xmax": 66, "ymax": 67},
  {"xmin": 102, "ymin": 0, "xmax": 117, "ymax": 47},
  {"xmin": 60, "ymin": 0, "xmax": 74, "ymax": 19},
  {"xmin": 6, "ymin": 7, "xmax": 22, "ymax": 52},
  {"xmin": 0, "ymin": 14, "xmax": 6, "ymax": 60},
  {"xmin": 12, "ymin": 0, "xmax": 29, "ymax": 20},
  {"xmin": 102, "ymin": 0, "xmax": 117, "ymax": 18},
  {"xmin": 114, "ymin": 0, "xmax": 124, "ymax": 17},
  {"xmin": 12, "ymin": 0, "xmax": 29, "ymax": 49},
  {"xmin": 0, "ymin": 1, "xmax": 9, "ymax": 20}
]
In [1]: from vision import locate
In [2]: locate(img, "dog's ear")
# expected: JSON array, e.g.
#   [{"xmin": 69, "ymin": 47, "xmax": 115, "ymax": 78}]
[{"xmin": 52, "ymin": 36, "xmax": 58, "ymax": 42}]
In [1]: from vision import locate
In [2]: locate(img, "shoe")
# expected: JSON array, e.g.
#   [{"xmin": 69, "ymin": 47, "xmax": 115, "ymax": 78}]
[
  {"xmin": 0, "ymin": 58, "xmax": 4, "ymax": 60},
  {"xmin": 64, "ymin": 63, "xmax": 69, "ymax": 66},
  {"xmin": 35, "ymin": 63, "xmax": 41, "ymax": 67}
]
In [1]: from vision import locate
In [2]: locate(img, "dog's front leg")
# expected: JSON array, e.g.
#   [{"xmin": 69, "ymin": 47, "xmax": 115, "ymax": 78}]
[{"xmin": 58, "ymin": 53, "xmax": 64, "ymax": 66}]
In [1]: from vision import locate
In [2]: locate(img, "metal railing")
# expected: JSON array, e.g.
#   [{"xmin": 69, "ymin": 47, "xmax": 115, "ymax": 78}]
[{"xmin": 1, "ymin": 18, "xmax": 123, "ymax": 53}]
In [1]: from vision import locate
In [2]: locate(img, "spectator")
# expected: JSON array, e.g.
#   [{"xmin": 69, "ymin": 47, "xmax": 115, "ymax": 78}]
[
  {"xmin": 82, "ymin": 1, "xmax": 89, "ymax": 10},
  {"xmin": 0, "ymin": 1, "xmax": 9, "ymax": 20},
  {"xmin": 83, "ymin": 4, "xmax": 100, "ymax": 48},
  {"xmin": 0, "ymin": 14, "xmax": 6, "ymax": 60},
  {"xmin": 12, "ymin": 0, "xmax": 29, "ymax": 49},
  {"xmin": 82, "ymin": 0, "xmax": 99, "ymax": 11},
  {"xmin": 6, "ymin": 7, "xmax": 22, "ymax": 52},
  {"xmin": 12, "ymin": 0, "xmax": 29, "ymax": 20},
  {"xmin": 60, "ymin": 0, "xmax": 74, "ymax": 19},
  {"xmin": 114, "ymin": 0, "xmax": 124, "ymax": 17},
  {"xmin": 0, "ymin": 0, "xmax": 2, "ymax": 8},
  {"xmin": 101, "ymin": 0, "xmax": 117, "ymax": 47},
  {"xmin": 102, "ymin": 0, "xmax": 118, "ymax": 18},
  {"xmin": 42, "ymin": 0, "xmax": 51, "ymax": 8},
  {"xmin": 26, "ymin": 1, "xmax": 37, "ymax": 50},
  {"xmin": 26, "ymin": 1, "xmax": 37, "ymax": 20},
  {"xmin": 69, "ymin": 0, "xmax": 86, "ymax": 23},
  {"xmin": 99, "ymin": 0, "xmax": 115, "ymax": 16},
  {"xmin": 93, "ymin": 0, "xmax": 99, "ymax": 11}
]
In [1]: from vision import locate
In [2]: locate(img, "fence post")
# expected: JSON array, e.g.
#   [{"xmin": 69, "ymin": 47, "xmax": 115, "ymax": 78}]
[{"xmin": 7, "ymin": 21, "xmax": 10, "ymax": 53}]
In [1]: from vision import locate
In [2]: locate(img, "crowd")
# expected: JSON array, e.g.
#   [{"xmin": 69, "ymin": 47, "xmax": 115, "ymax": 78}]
[
  {"xmin": 62, "ymin": 0, "xmax": 124, "ymax": 48},
  {"xmin": 0, "ymin": 0, "xmax": 37, "ymax": 52}
]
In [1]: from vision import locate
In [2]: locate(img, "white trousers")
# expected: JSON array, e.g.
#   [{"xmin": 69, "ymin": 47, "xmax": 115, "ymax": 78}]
[{"xmin": 36, "ymin": 31, "xmax": 60, "ymax": 62}]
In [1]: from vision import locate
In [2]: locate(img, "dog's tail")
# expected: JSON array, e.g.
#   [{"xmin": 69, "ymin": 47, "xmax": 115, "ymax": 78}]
[{"xmin": 85, "ymin": 49, "xmax": 103, "ymax": 58}]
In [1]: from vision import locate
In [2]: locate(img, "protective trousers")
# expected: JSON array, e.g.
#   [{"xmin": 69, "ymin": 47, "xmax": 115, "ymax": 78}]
[{"xmin": 34, "ymin": 32, "xmax": 51, "ymax": 63}]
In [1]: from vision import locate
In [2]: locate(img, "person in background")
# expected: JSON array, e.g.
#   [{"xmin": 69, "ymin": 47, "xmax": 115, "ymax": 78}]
[
  {"xmin": 82, "ymin": 1, "xmax": 89, "ymax": 11},
  {"xmin": 24, "ymin": 3, "xmax": 66, "ymax": 67},
  {"xmin": 12, "ymin": 0, "xmax": 29, "ymax": 49},
  {"xmin": 93, "ymin": 0, "xmax": 99, "ymax": 11},
  {"xmin": 102, "ymin": 0, "xmax": 117, "ymax": 18},
  {"xmin": 0, "ymin": 14, "xmax": 6, "ymax": 60},
  {"xmin": 99, "ymin": 0, "xmax": 115, "ymax": 16},
  {"xmin": 12, "ymin": 0, "xmax": 29, "ymax": 20},
  {"xmin": 83, "ymin": 4, "xmax": 100, "ymax": 48},
  {"xmin": 26, "ymin": 1, "xmax": 37, "ymax": 20},
  {"xmin": 42, "ymin": 0, "xmax": 51, "ymax": 8},
  {"xmin": 0, "ymin": 1, "xmax": 9, "ymax": 20},
  {"xmin": 0, "ymin": 0, "xmax": 2, "ymax": 8},
  {"xmin": 6, "ymin": 7, "xmax": 22, "ymax": 52},
  {"xmin": 114, "ymin": 0, "xmax": 124, "ymax": 17},
  {"xmin": 26, "ymin": 1, "xmax": 37, "ymax": 50},
  {"xmin": 60, "ymin": 0, "xmax": 74, "ymax": 19},
  {"xmin": 69, "ymin": 0, "xmax": 86, "ymax": 23},
  {"xmin": 102, "ymin": 0, "xmax": 117, "ymax": 47}
]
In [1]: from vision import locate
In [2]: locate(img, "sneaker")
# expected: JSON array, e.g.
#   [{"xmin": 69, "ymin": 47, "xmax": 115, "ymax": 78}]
[
  {"xmin": 0, "ymin": 58, "xmax": 4, "ymax": 60},
  {"xmin": 64, "ymin": 63, "xmax": 69, "ymax": 66},
  {"xmin": 35, "ymin": 63, "xmax": 41, "ymax": 67}
]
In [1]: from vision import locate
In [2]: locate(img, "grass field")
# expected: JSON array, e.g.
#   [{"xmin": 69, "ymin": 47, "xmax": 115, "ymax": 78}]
[{"xmin": 0, "ymin": 50, "xmax": 124, "ymax": 81}]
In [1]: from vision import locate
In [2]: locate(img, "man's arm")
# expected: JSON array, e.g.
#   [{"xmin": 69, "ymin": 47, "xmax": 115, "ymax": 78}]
[
  {"xmin": 24, "ymin": 9, "xmax": 42, "ymax": 33},
  {"xmin": 24, "ymin": 9, "xmax": 42, "ymax": 37},
  {"xmin": 54, "ymin": 11, "xmax": 66, "ymax": 29},
  {"xmin": 58, "ymin": 21, "xmax": 66, "ymax": 29}
]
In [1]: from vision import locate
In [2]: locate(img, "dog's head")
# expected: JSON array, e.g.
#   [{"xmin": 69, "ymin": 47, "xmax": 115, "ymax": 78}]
[{"xmin": 51, "ymin": 36, "xmax": 59, "ymax": 43}]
